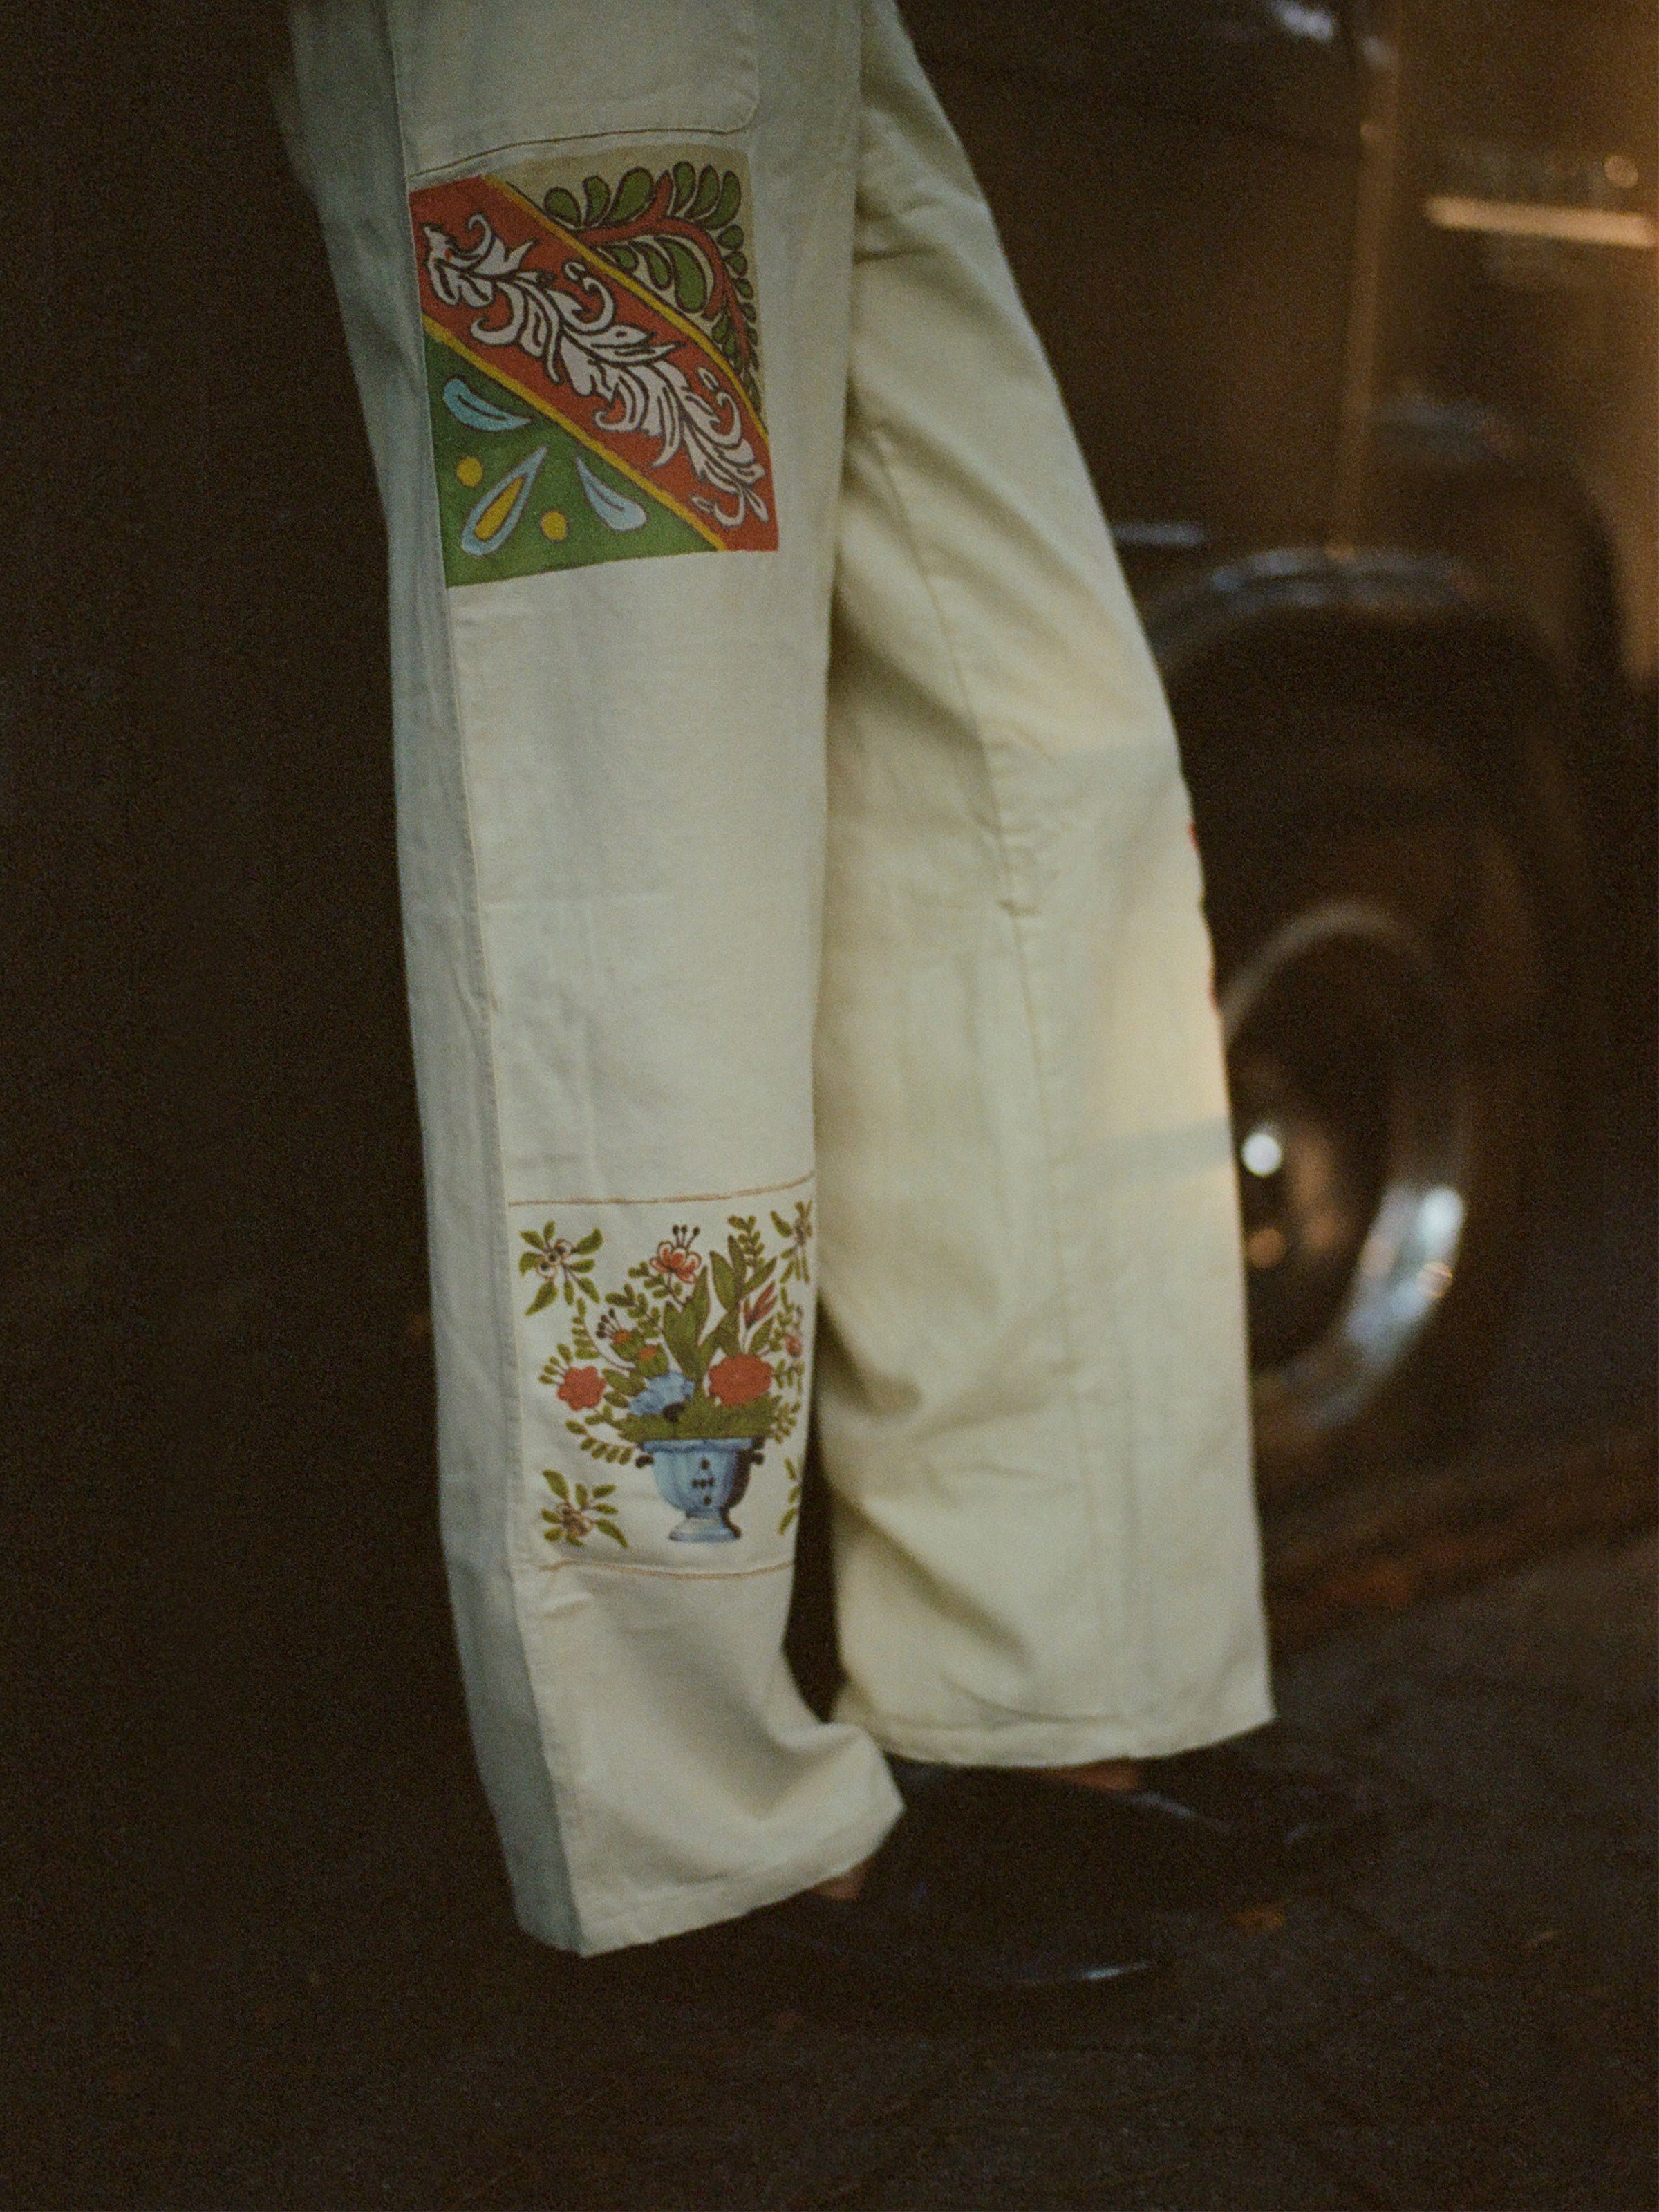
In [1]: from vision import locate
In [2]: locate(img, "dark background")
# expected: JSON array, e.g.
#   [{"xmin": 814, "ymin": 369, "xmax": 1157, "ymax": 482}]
[{"xmin": 10, "ymin": 0, "xmax": 442, "ymax": 2092}]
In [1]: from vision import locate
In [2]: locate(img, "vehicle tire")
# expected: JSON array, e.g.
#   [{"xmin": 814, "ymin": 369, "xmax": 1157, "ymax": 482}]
[{"xmin": 1174, "ymin": 641, "xmax": 1557, "ymax": 1498}]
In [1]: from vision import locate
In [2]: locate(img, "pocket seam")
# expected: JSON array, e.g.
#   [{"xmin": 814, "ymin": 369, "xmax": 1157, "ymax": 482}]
[
  {"xmin": 406, "ymin": 119, "xmax": 754, "ymax": 188},
  {"xmin": 393, "ymin": 0, "xmax": 758, "ymax": 181}
]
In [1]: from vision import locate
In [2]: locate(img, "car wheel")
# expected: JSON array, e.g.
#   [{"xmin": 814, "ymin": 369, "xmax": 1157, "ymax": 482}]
[{"xmin": 1181, "ymin": 684, "xmax": 1551, "ymax": 1497}]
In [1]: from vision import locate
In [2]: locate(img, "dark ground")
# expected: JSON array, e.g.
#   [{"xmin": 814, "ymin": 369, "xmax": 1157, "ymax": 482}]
[{"xmin": 10, "ymin": 1528, "xmax": 1654, "ymax": 2211}]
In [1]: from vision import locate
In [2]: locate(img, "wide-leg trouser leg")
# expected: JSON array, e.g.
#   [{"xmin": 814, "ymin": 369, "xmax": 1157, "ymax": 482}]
[
  {"xmin": 817, "ymin": 3, "xmax": 1271, "ymax": 1765},
  {"xmin": 288, "ymin": 0, "xmax": 902, "ymax": 1956},
  {"xmin": 287, "ymin": 0, "xmax": 1270, "ymax": 1957}
]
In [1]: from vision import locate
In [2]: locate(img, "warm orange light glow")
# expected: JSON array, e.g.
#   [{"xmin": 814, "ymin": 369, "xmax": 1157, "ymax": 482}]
[{"xmin": 1425, "ymin": 195, "xmax": 1656, "ymax": 250}]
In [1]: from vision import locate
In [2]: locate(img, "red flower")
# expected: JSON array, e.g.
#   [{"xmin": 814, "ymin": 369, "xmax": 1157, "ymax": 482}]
[
  {"xmin": 556, "ymin": 1365, "xmax": 605, "ymax": 1412},
  {"xmin": 651, "ymin": 1240, "xmax": 701, "ymax": 1288},
  {"xmin": 706, "ymin": 1353, "xmax": 773, "ymax": 1407},
  {"xmin": 783, "ymin": 1331, "xmax": 803, "ymax": 1360}
]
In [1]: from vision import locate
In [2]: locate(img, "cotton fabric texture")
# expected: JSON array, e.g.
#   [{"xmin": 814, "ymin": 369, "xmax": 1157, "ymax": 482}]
[{"xmin": 284, "ymin": 0, "xmax": 1272, "ymax": 1956}]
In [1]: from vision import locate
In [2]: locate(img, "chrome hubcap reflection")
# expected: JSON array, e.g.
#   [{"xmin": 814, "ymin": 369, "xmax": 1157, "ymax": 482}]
[{"xmin": 1221, "ymin": 901, "xmax": 1470, "ymax": 1434}]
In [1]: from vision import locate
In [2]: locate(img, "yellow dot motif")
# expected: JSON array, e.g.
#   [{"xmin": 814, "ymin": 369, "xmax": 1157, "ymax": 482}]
[
  {"xmin": 540, "ymin": 510, "xmax": 569, "ymax": 541},
  {"xmin": 456, "ymin": 456, "xmax": 484, "ymax": 487}
]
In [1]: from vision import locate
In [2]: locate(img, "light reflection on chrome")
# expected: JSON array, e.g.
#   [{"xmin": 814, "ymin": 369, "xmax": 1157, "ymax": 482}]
[
  {"xmin": 1223, "ymin": 903, "xmax": 1471, "ymax": 1438},
  {"xmin": 1344, "ymin": 1183, "xmax": 1466, "ymax": 1357},
  {"xmin": 1240, "ymin": 1124, "xmax": 1286, "ymax": 1177}
]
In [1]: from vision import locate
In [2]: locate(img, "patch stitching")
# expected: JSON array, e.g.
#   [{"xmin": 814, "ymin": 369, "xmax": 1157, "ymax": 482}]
[{"xmin": 506, "ymin": 1171, "xmax": 814, "ymax": 1212}]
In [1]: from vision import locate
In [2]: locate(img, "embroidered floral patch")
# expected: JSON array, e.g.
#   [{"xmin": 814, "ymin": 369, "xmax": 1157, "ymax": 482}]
[
  {"xmin": 522, "ymin": 1201, "xmax": 812, "ymax": 1546},
  {"xmin": 411, "ymin": 149, "xmax": 775, "ymax": 584}
]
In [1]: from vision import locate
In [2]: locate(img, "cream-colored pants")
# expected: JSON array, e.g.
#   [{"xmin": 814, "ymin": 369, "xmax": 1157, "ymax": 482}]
[{"xmin": 285, "ymin": 0, "xmax": 1271, "ymax": 1956}]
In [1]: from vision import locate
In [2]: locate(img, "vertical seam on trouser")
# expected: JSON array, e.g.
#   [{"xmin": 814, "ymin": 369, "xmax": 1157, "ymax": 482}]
[
  {"xmin": 382, "ymin": 19, "xmax": 592, "ymax": 1949},
  {"xmin": 846, "ymin": 393, "xmax": 1127, "ymax": 1710}
]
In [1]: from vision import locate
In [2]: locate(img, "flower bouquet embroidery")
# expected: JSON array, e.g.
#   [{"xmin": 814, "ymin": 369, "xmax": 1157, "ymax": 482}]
[{"xmin": 524, "ymin": 1203, "xmax": 811, "ymax": 1545}]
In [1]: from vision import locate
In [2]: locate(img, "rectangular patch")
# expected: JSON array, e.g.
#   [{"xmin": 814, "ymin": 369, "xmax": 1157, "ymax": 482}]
[
  {"xmin": 410, "ymin": 151, "xmax": 776, "ymax": 583},
  {"xmin": 514, "ymin": 1192, "xmax": 815, "ymax": 1566}
]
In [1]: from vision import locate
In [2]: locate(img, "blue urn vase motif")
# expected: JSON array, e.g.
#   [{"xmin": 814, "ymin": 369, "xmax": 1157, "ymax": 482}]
[{"xmin": 641, "ymin": 1436, "xmax": 762, "ymax": 1542}]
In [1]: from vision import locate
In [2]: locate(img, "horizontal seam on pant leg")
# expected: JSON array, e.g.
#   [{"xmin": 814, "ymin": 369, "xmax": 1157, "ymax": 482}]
[
  {"xmin": 853, "ymin": 1693, "xmax": 1275, "ymax": 1736},
  {"xmin": 538, "ymin": 1555, "xmax": 794, "ymax": 1581},
  {"xmin": 850, "ymin": 1691, "xmax": 1277, "ymax": 1766},
  {"xmin": 507, "ymin": 1170, "xmax": 814, "ymax": 1208},
  {"xmin": 404, "ymin": 126, "xmax": 754, "ymax": 192}
]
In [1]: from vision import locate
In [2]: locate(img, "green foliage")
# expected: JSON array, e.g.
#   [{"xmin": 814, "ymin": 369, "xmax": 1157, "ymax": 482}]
[
  {"xmin": 778, "ymin": 1454, "xmax": 803, "ymax": 1535},
  {"xmin": 772, "ymin": 1199, "xmax": 814, "ymax": 1286},
  {"xmin": 618, "ymin": 1394, "xmax": 777, "ymax": 1446},
  {"xmin": 541, "ymin": 162, "xmax": 762, "ymax": 405},
  {"xmin": 541, "ymin": 1467, "xmax": 627, "ymax": 1550},
  {"xmin": 519, "ymin": 1221, "xmax": 601, "ymax": 1316},
  {"xmin": 610, "ymin": 165, "xmax": 654, "ymax": 223},
  {"xmin": 661, "ymin": 1273, "xmax": 711, "ymax": 1380},
  {"xmin": 663, "ymin": 237, "xmax": 707, "ymax": 316}
]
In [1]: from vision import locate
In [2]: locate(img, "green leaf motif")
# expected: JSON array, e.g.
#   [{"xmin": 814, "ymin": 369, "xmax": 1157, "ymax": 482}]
[
  {"xmin": 611, "ymin": 165, "xmax": 654, "ymax": 223},
  {"xmin": 663, "ymin": 236, "xmax": 708, "ymax": 316},
  {"xmin": 543, "ymin": 185, "xmax": 583, "ymax": 228},
  {"xmin": 525, "ymin": 1282, "xmax": 555, "ymax": 1315},
  {"xmin": 660, "ymin": 1299, "xmax": 701, "ymax": 1380}
]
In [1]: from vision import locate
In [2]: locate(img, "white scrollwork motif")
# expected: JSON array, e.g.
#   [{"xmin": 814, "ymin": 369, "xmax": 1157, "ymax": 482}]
[{"xmin": 424, "ymin": 215, "xmax": 769, "ymax": 530}]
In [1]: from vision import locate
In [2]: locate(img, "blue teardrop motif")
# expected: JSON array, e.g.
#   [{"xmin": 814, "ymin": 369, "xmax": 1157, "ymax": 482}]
[
  {"xmin": 444, "ymin": 377, "xmax": 531, "ymax": 432},
  {"xmin": 574, "ymin": 451, "xmax": 648, "ymax": 532},
  {"xmin": 460, "ymin": 446, "xmax": 548, "ymax": 557}
]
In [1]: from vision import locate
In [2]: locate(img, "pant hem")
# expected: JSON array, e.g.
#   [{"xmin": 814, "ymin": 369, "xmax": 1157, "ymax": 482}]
[
  {"xmin": 843, "ymin": 1685, "xmax": 1275, "ymax": 1770},
  {"xmin": 538, "ymin": 1782, "xmax": 905, "ymax": 1958}
]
